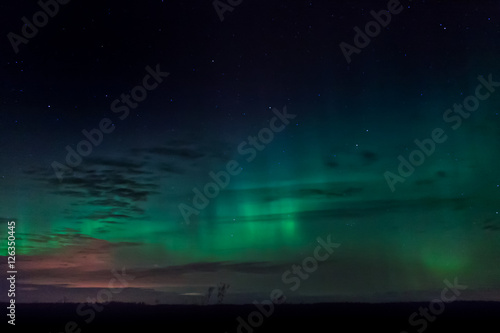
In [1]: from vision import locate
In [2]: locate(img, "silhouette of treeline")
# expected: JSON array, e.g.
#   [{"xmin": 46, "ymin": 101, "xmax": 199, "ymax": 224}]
[{"xmin": 3, "ymin": 301, "xmax": 499, "ymax": 332}]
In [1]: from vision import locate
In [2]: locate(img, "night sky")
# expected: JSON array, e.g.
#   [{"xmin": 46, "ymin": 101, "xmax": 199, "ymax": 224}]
[{"xmin": 1, "ymin": 0, "xmax": 500, "ymax": 305}]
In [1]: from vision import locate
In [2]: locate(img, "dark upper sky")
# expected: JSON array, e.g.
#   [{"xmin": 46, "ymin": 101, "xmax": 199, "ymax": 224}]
[{"xmin": 0, "ymin": 0, "xmax": 499, "ymax": 304}]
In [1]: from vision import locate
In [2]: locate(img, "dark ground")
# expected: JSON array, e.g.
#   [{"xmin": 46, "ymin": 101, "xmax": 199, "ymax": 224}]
[{"xmin": 3, "ymin": 301, "xmax": 499, "ymax": 332}]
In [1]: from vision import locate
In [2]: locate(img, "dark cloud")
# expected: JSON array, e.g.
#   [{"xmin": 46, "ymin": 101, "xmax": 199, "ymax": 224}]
[
  {"xmin": 483, "ymin": 218, "xmax": 500, "ymax": 231},
  {"xmin": 436, "ymin": 170, "xmax": 447, "ymax": 178},
  {"xmin": 361, "ymin": 150, "xmax": 378, "ymax": 164},
  {"xmin": 49, "ymin": 190, "xmax": 88, "ymax": 197},
  {"xmin": 81, "ymin": 212, "xmax": 134, "ymax": 221},
  {"xmin": 88, "ymin": 199, "xmax": 132, "ymax": 208},
  {"xmin": 158, "ymin": 163, "xmax": 185, "ymax": 174},
  {"xmin": 254, "ymin": 185, "xmax": 365, "ymax": 203},
  {"xmin": 289, "ymin": 196, "xmax": 472, "ymax": 222},
  {"xmin": 21, "ymin": 230, "xmax": 143, "ymax": 252},
  {"xmin": 95, "ymin": 227, "xmax": 111, "ymax": 234},
  {"xmin": 21, "ymin": 230, "xmax": 94, "ymax": 248},
  {"xmin": 85, "ymin": 157, "xmax": 145, "ymax": 169},
  {"xmin": 415, "ymin": 170, "xmax": 448, "ymax": 186},
  {"xmin": 132, "ymin": 146, "xmax": 205, "ymax": 160},
  {"xmin": 0, "ymin": 216, "xmax": 17, "ymax": 222},
  {"xmin": 24, "ymin": 235, "xmax": 52, "ymax": 243},
  {"xmin": 299, "ymin": 187, "xmax": 363, "ymax": 198},
  {"xmin": 21, "ymin": 166, "xmax": 54, "ymax": 177},
  {"xmin": 24, "ymin": 155, "xmax": 161, "ymax": 224},
  {"xmin": 150, "ymin": 147, "xmax": 205, "ymax": 159},
  {"xmin": 325, "ymin": 160, "xmax": 339, "ymax": 168},
  {"xmin": 132, "ymin": 261, "xmax": 278, "ymax": 279},
  {"xmin": 98, "ymin": 220, "xmax": 124, "ymax": 225},
  {"xmin": 107, "ymin": 241, "xmax": 143, "ymax": 248},
  {"xmin": 129, "ymin": 137, "xmax": 231, "ymax": 163}
]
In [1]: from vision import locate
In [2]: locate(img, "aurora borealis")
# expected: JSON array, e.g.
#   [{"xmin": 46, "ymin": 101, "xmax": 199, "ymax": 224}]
[{"xmin": 1, "ymin": 0, "xmax": 500, "ymax": 307}]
